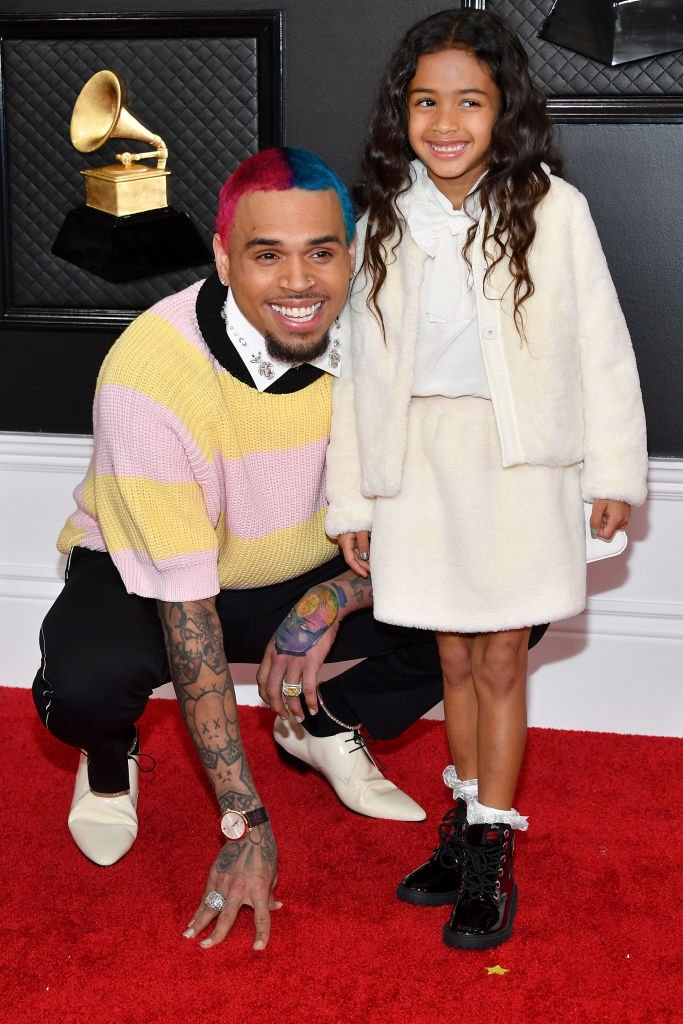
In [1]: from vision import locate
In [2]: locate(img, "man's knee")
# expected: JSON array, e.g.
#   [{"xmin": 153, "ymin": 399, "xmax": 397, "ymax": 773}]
[{"xmin": 35, "ymin": 637, "xmax": 132, "ymax": 732}]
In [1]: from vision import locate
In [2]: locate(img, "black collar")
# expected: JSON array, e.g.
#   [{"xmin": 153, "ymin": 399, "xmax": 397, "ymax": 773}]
[{"xmin": 195, "ymin": 272, "xmax": 327, "ymax": 394}]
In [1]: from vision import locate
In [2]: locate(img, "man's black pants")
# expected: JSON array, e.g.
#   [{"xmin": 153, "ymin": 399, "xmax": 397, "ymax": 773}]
[{"xmin": 33, "ymin": 548, "xmax": 445, "ymax": 792}]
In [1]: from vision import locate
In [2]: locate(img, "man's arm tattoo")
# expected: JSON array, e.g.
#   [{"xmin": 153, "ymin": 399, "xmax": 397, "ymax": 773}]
[{"xmin": 157, "ymin": 599, "xmax": 260, "ymax": 810}]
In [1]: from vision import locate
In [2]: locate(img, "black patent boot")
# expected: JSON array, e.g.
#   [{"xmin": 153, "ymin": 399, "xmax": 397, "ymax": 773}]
[
  {"xmin": 396, "ymin": 798, "xmax": 468, "ymax": 906},
  {"xmin": 443, "ymin": 822, "xmax": 517, "ymax": 949}
]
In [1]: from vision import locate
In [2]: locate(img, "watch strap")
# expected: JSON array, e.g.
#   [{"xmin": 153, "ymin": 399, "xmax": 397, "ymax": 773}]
[{"xmin": 243, "ymin": 806, "xmax": 269, "ymax": 830}]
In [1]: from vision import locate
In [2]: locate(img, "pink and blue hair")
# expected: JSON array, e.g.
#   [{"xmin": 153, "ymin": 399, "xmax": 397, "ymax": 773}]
[{"xmin": 216, "ymin": 147, "xmax": 355, "ymax": 246}]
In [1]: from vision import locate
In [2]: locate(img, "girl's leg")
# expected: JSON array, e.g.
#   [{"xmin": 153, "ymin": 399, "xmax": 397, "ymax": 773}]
[
  {"xmin": 437, "ymin": 632, "xmax": 478, "ymax": 784},
  {"xmin": 396, "ymin": 633, "xmax": 475, "ymax": 907},
  {"xmin": 443, "ymin": 627, "xmax": 531, "ymax": 951},
  {"xmin": 470, "ymin": 627, "xmax": 530, "ymax": 810}
]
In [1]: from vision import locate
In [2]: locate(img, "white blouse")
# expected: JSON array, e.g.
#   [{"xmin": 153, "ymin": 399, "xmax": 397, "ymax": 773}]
[{"xmin": 401, "ymin": 161, "xmax": 491, "ymax": 400}]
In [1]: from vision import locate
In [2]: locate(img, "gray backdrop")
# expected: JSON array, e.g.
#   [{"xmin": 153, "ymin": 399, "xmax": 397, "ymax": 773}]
[{"xmin": 0, "ymin": 0, "xmax": 681, "ymax": 456}]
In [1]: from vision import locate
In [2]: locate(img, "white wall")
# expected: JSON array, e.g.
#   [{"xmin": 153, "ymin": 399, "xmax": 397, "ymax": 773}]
[{"xmin": 2, "ymin": 432, "xmax": 681, "ymax": 737}]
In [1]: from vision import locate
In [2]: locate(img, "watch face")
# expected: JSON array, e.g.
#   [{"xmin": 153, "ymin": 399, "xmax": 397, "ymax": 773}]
[{"xmin": 221, "ymin": 810, "xmax": 247, "ymax": 840}]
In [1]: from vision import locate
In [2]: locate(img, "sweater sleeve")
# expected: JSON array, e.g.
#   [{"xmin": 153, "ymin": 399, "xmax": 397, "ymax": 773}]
[
  {"xmin": 571, "ymin": 191, "xmax": 648, "ymax": 506},
  {"xmin": 91, "ymin": 314, "xmax": 221, "ymax": 601}
]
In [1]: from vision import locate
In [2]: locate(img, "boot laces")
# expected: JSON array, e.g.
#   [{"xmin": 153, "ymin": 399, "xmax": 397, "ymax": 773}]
[
  {"xmin": 436, "ymin": 805, "xmax": 465, "ymax": 869},
  {"xmin": 461, "ymin": 841, "xmax": 505, "ymax": 901}
]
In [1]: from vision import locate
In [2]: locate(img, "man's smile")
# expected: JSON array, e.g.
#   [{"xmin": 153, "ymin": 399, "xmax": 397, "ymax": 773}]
[{"xmin": 269, "ymin": 301, "xmax": 324, "ymax": 323}]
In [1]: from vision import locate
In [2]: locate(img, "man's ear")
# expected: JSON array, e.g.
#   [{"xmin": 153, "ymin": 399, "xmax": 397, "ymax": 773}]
[{"xmin": 213, "ymin": 233, "xmax": 230, "ymax": 286}]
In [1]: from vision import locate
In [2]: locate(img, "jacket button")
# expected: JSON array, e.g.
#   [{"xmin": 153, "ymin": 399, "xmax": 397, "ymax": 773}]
[{"xmin": 483, "ymin": 326, "xmax": 497, "ymax": 339}]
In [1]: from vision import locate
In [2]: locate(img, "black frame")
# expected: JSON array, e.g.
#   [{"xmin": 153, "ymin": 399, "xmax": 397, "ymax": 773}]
[
  {"xmin": 461, "ymin": 0, "xmax": 683, "ymax": 123},
  {"xmin": 0, "ymin": 11, "xmax": 283, "ymax": 331}
]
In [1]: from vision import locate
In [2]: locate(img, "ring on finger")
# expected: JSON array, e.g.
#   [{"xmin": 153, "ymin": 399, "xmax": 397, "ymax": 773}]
[
  {"xmin": 282, "ymin": 679, "xmax": 303, "ymax": 697},
  {"xmin": 204, "ymin": 890, "xmax": 226, "ymax": 912}
]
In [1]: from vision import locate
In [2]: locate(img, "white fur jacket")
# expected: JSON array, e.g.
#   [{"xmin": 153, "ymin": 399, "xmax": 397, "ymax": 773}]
[{"xmin": 325, "ymin": 175, "xmax": 647, "ymax": 538}]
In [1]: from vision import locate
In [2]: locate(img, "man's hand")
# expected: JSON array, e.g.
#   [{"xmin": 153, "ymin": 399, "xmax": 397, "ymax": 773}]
[
  {"xmin": 183, "ymin": 824, "xmax": 280, "ymax": 951},
  {"xmin": 589, "ymin": 499, "xmax": 631, "ymax": 541},
  {"xmin": 257, "ymin": 570, "xmax": 373, "ymax": 720},
  {"xmin": 257, "ymin": 623, "xmax": 340, "ymax": 720}
]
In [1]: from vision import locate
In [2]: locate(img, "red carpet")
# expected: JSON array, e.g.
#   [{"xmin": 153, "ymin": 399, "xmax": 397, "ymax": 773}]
[{"xmin": 1, "ymin": 686, "xmax": 680, "ymax": 1024}]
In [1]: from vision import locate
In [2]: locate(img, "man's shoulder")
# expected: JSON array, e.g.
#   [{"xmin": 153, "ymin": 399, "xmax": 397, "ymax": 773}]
[
  {"xmin": 99, "ymin": 278, "xmax": 210, "ymax": 385},
  {"xmin": 145, "ymin": 277, "xmax": 205, "ymax": 323}
]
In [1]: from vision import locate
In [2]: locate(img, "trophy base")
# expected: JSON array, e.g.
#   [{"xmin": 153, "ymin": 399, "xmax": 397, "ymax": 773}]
[
  {"xmin": 539, "ymin": 0, "xmax": 683, "ymax": 66},
  {"xmin": 52, "ymin": 205, "xmax": 211, "ymax": 283}
]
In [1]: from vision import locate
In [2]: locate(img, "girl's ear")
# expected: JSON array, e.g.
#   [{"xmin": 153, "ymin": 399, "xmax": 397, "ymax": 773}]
[
  {"xmin": 213, "ymin": 232, "xmax": 230, "ymax": 286},
  {"xmin": 348, "ymin": 237, "xmax": 357, "ymax": 277}
]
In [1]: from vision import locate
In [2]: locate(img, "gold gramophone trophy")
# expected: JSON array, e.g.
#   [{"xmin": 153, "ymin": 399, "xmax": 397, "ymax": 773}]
[{"xmin": 52, "ymin": 70, "xmax": 210, "ymax": 282}]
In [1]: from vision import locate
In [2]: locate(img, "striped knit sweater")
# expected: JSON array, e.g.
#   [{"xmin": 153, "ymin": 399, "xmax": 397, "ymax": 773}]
[{"xmin": 58, "ymin": 274, "xmax": 338, "ymax": 600}]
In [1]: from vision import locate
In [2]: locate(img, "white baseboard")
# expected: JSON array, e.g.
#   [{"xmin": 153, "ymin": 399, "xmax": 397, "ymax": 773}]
[{"xmin": 1, "ymin": 432, "xmax": 681, "ymax": 736}]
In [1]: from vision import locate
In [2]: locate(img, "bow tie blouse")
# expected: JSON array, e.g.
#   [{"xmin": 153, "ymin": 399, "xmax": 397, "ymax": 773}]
[{"xmin": 401, "ymin": 160, "xmax": 491, "ymax": 400}]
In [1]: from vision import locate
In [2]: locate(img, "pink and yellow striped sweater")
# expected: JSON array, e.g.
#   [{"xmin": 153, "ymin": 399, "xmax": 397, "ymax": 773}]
[{"xmin": 58, "ymin": 277, "xmax": 338, "ymax": 600}]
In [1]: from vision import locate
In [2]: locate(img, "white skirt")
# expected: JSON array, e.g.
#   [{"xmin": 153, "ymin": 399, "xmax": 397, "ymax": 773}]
[{"xmin": 370, "ymin": 396, "xmax": 587, "ymax": 633}]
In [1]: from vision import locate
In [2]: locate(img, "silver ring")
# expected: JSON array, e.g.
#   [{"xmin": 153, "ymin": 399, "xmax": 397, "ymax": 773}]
[
  {"xmin": 282, "ymin": 679, "xmax": 303, "ymax": 697},
  {"xmin": 358, "ymin": 551, "xmax": 370, "ymax": 561},
  {"xmin": 204, "ymin": 890, "xmax": 226, "ymax": 912}
]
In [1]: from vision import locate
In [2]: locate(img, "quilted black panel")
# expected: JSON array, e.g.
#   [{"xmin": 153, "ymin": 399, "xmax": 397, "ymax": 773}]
[
  {"xmin": 4, "ymin": 35, "xmax": 259, "ymax": 311},
  {"xmin": 487, "ymin": 0, "xmax": 683, "ymax": 94}
]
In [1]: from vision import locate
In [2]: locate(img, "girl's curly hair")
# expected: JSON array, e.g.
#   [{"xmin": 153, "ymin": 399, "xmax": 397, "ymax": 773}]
[{"xmin": 354, "ymin": 8, "xmax": 563, "ymax": 337}]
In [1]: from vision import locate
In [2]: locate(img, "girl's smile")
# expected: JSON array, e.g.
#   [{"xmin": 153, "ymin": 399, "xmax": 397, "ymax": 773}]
[{"xmin": 407, "ymin": 48, "xmax": 501, "ymax": 209}]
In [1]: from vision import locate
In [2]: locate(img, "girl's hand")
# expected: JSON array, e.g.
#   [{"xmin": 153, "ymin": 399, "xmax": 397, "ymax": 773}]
[
  {"xmin": 337, "ymin": 531, "xmax": 371, "ymax": 578},
  {"xmin": 589, "ymin": 499, "xmax": 631, "ymax": 541}
]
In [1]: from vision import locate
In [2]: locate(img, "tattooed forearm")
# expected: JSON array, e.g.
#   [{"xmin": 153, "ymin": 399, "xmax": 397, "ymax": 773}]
[
  {"xmin": 346, "ymin": 571, "xmax": 373, "ymax": 606},
  {"xmin": 158, "ymin": 600, "xmax": 227, "ymax": 686},
  {"xmin": 157, "ymin": 598, "xmax": 261, "ymax": 812}
]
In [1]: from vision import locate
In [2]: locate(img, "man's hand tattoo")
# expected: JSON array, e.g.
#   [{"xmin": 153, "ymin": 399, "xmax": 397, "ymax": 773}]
[{"xmin": 274, "ymin": 583, "xmax": 347, "ymax": 656}]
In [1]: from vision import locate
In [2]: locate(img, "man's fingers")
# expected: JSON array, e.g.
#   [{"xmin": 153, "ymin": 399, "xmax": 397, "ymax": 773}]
[
  {"xmin": 256, "ymin": 668, "xmax": 271, "ymax": 705},
  {"xmin": 199, "ymin": 894, "xmax": 243, "ymax": 948},
  {"xmin": 267, "ymin": 669, "xmax": 290, "ymax": 718},
  {"xmin": 184, "ymin": 900, "xmax": 208, "ymax": 937},
  {"xmin": 256, "ymin": 641, "xmax": 275, "ymax": 705},
  {"xmin": 283, "ymin": 694, "xmax": 304, "ymax": 721},
  {"xmin": 184, "ymin": 901, "xmax": 226, "ymax": 940},
  {"xmin": 302, "ymin": 665, "xmax": 320, "ymax": 716},
  {"xmin": 251, "ymin": 894, "xmax": 272, "ymax": 951}
]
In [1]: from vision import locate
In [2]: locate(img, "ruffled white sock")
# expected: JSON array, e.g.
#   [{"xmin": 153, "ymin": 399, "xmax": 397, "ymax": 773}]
[
  {"xmin": 467, "ymin": 798, "xmax": 529, "ymax": 832},
  {"xmin": 442, "ymin": 764, "xmax": 478, "ymax": 803}
]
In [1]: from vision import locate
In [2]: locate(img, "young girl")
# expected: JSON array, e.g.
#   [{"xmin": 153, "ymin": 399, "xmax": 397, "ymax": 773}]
[{"xmin": 325, "ymin": 9, "xmax": 647, "ymax": 950}]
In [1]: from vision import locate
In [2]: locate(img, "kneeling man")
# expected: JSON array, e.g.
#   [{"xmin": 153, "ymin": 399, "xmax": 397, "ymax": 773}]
[{"xmin": 33, "ymin": 148, "xmax": 445, "ymax": 950}]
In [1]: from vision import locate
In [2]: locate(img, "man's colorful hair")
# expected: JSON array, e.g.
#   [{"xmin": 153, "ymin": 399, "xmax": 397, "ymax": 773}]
[{"xmin": 215, "ymin": 147, "xmax": 355, "ymax": 245}]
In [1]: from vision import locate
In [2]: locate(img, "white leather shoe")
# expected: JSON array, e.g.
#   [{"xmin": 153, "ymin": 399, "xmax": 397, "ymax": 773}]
[
  {"xmin": 68, "ymin": 750, "xmax": 139, "ymax": 866},
  {"xmin": 273, "ymin": 717, "xmax": 426, "ymax": 821}
]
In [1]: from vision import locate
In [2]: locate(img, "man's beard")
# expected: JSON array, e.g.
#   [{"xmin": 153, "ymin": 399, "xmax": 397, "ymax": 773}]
[{"xmin": 264, "ymin": 329, "xmax": 331, "ymax": 366}]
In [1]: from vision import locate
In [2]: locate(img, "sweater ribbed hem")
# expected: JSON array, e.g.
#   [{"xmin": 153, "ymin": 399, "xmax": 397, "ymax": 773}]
[{"xmin": 111, "ymin": 550, "xmax": 220, "ymax": 602}]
